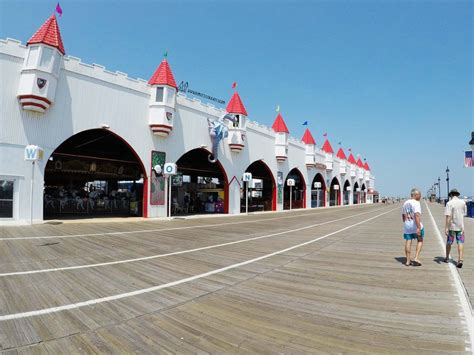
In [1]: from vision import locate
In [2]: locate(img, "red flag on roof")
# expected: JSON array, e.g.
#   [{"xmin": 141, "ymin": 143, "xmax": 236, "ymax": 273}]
[
  {"xmin": 272, "ymin": 113, "xmax": 289, "ymax": 133},
  {"xmin": 226, "ymin": 91, "xmax": 247, "ymax": 116},
  {"xmin": 55, "ymin": 3, "xmax": 63, "ymax": 16},
  {"xmin": 321, "ymin": 139, "xmax": 334, "ymax": 154},
  {"xmin": 232, "ymin": 82, "xmax": 237, "ymax": 89},
  {"xmin": 336, "ymin": 147, "xmax": 347, "ymax": 160},
  {"xmin": 301, "ymin": 128, "xmax": 316, "ymax": 145}
]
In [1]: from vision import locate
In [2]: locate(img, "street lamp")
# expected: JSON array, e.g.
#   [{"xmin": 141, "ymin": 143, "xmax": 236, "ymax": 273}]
[
  {"xmin": 437, "ymin": 177, "xmax": 440, "ymax": 201},
  {"xmin": 445, "ymin": 166, "xmax": 450, "ymax": 199}
]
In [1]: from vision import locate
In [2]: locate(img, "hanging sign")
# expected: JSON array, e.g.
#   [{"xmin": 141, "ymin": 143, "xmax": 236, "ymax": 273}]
[
  {"xmin": 314, "ymin": 182, "xmax": 322, "ymax": 189},
  {"xmin": 164, "ymin": 163, "xmax": 177, "ymax": 175},
  {"xmin": 243, "ymin": 172, "xmax": 252, "ymax": 182},
  {"xmin": 287, "ymin": 178, "xmax": 296, "ymax": 187},
  {"xmin": 24, "ymin": 145, "xmax": 44, "ymax": 161}
]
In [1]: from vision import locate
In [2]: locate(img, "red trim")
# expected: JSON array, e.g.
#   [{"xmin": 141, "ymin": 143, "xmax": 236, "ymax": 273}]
[
  {"xmin": 229, "ymin": 175, "xmax": 241, "ymax": 188},
  {"xmin": 19, "ymin": 95, "xmax": 52, "ymax": 105},
  {"xmin": 150, "ymin": 124, "xmax": 172, "ymax": 129},
  {"xmin": 151, "ymin": 130, "xmax": 171, "ymax": 135},
  {"xmin": 229, "ymin": 144, "xmax": 245, "ymax": 148},
  {"xmin": 22, "ymin": 102, "xmax": 47, "ymax": 110}
]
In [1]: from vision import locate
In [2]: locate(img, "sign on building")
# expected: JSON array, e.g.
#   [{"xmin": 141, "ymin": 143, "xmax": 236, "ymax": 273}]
[{"xmin": 24, "ymin": 145, "xmax": 44, "ymax": 161}]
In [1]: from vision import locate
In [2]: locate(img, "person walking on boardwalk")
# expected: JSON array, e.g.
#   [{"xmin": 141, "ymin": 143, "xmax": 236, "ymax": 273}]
[
  {"xmin": 402, "ymin": 188, "xmax": 424, "ymax": 266},
  {"xmin": 444, "ymin": 188, "xmax": 467, "ymax": 268}
]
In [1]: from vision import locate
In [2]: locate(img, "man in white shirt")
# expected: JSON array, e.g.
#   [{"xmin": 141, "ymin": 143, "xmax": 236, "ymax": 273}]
[
  {"xmin": 402, "ymin": 188, "xmax": 424, "ymax": 266},
  {"xmin": 444, "ymin": 189, "xmax": 467, "ymax": 268}
]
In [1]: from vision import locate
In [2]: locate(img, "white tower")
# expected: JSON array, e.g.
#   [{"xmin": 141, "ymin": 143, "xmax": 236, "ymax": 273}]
[
  {"xmin": 148, "ymin": 57, "xmax": 177, "ymax": 137},
  {"xmin": 336, "ymin": 147, "xmax": 347, "ymax": 175},
  {"xmin": 225, "ymin": 90, "xmax": 248, "ymax": 152},
  {"xmin": 301, "ymin": 128, "xmax": 316, "ymax": 168},
  {"xmin": 348, "ymin": 152, "xmax": 357, "ymax": 178},
  {"xmin": 321, "ymin": 138, "xmax": 334, "ymax": 171},
  {"xmin": 272, "ymin": 113, "xmax": 289, "ymax": 162},
  {"xmin": 17, "ymin": 15, "xmax": 65, "ymax": 113}
]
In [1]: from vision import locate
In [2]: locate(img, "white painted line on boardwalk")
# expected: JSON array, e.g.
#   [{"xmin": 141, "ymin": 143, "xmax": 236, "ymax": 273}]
[
  {"xmin": 0, "ymin": 206, "xmax": 398, "ymax": 321},
  {"xmin": 0, "ymin": 207, "xmax": 389, "ymax": 277},
  {"xmin": 0, "ymin": 205, "xmax": 370, "ymax": 241},
  {"xmin": 425, "ymin": 202, "xmax": 474, "ymax": 354}
]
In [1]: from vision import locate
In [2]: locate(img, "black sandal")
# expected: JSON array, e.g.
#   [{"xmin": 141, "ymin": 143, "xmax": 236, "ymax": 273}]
[
  {"xmin": 411, "ymin": 260, "xmax": 422, "ymax": 266},
  {"xmin": 443, "ymin": 258, "xmax": 449, "ymax": 263},
  {"xmin": 457, "ymin": 260, "xmax": 463, "ymax": 268}
]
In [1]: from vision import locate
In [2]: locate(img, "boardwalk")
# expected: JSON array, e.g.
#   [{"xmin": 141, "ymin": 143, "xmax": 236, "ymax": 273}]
[{"xmin": 0, "ymin": 203, "xmax": 472, "ymax": 353}]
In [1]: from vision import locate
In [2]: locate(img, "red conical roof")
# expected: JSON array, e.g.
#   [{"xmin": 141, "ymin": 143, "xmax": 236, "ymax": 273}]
[
  {"xmin": 356, "ymin": 157, "xmax": 364, "ymax": 168},
  {"xmin": 301, "ymin": 128, "xmax": 316, "ymax": 145},
  {"xmin": 226, "ymin": 91, "xmax": 248, "ymax": 116},
  {"xmin": 336, "ymin": 147, "xmax": 347, "ymax": 160},
  {"xmin": 364, "ymin": 162, "xmax": 370, "ymax": 171},
  {"xmin": 27, "ymin": 15, "xmax": 65, "ymax": 55},
  {"xmin": 272, "ymin": 113, "xmax": 289, "ymax": 133},
  {"xmin": 348, "ymin": 153, "xmax": 356, "ymax": 164},
  {"xmin": 148, "ymin": 59, "xmax": 177, "ymax": 89},
  {"xmin": 321, "ymin": 139, "xmax": 334, "ymax": 154}
]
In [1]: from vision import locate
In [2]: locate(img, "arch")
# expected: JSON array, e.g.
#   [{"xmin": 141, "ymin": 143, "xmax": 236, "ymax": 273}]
[
  {"xmin": 353, "ymin": 181, "xmax": 360, "ymax": 204},
  {"xmin": 361, "ymin": 183, "xmax": 367, "ymax": 204},
  {"xmin": 343, "ymin": 179, "xmax": 351, "ymax": 205},
  {"xmin": 172, "ymin": 148, "xmax": 229, "ymax": 216},
  {"xmin": 284, "ymin": 168, "xmax": 306, "ymax": 210},
  {"xmin": 242, "ymin": 160, "xmax": 276, "ymax": 212},
  {"xmin": 44, "ymin": 129, "xmax": 147, "ymax": 219},
  {"xmin": 311, "ymin": 173, "xmax": 326, "ymax": 208},
  {"xmin": 329, "ymin": 177, "xmax": 341, "ymax": 206}
]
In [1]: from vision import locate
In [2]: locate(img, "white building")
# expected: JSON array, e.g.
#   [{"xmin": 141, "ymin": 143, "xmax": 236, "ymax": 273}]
[{"xmin": 0, "ymin": 15, "xmax": 377, "ymax": 224}]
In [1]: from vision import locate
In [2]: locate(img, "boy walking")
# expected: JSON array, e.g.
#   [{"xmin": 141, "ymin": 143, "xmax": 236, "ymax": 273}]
[
  {"xmin": 444, "ymin": 189, "xmax": 467, "ymax": 268},
  {"xmin": 402, "ymin": 188, "xmax": 424, "ymax": 266}
]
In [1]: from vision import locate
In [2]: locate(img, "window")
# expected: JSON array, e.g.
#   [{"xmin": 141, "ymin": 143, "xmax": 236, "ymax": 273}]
[
  {"xmin": 233, "ymin": 115, "xmax": 240, "ymax": 128},
  {"xmin": 0, "ymin": 180, "xmax": 14, "ymax": 218},
  {"xmin": 166, "ymin": 88, "xmax": 174, "ymax": 105},
  {"xmin": 156, "ymin": 87, "xmax": 164, "ymax": 102},
  {"xmin": 40, "ymin": 47, "xmax": 53, "ymax": 69},
  {"xmin": 26, "ymin": 46, "xmax": 39, "ymax": 67},
  {"xmin": 52, "ymin": 51, "xmax": 61, "ymax": 75}
]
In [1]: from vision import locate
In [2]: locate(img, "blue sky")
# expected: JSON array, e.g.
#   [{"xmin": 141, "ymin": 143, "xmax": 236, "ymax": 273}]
[{"xmin": 1, "ymin": 0, "xmax": 472, "ymax": 197}]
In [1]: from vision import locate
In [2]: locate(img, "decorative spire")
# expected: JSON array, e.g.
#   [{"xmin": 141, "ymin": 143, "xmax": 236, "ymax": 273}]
[
  {"xmin": 321, "ymin": 139, "xmax": 334, "ymax": 154},
  {"xmin": 348, "ymin": 153, "xmax": 357, "ymax": 164},
  {"xmin": 336, "ymin": 147, "xmax": 347, "ymax": 160},
  {"xmin": 272, "ymin": 113, "xmax": 289, "ymax": 133},
  {"xmin": 356, "ymin": 157, "xmax": 364, "ymax": 168},
  {"xmin": 27, "ymin": 15, "xmax": 65, "ymax": 55},
  {"xmin": 301, "ymin": 128, "xmax": 316, "ymax": 145},
  {"xmin": 148, "ymin": 58, "xmax": 177, "ymax": 89},
  {"xmin": 226, "ymin": 91, "xmax": 248, "ymax": 116},
  {"xmin": 364, "ymin": 161, "xmax": 370, "ymax": 171}
]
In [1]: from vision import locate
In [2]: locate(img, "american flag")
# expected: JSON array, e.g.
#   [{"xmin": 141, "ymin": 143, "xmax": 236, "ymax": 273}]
[{"xmin": 465, "ymin": 151, "xmax": 473, "ymax": 167}]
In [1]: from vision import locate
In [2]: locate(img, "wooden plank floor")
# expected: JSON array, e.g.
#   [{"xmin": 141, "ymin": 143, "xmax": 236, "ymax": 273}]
[{"xmin": 0, "ymin": 204, "xmax": 471, "ymax": 353}]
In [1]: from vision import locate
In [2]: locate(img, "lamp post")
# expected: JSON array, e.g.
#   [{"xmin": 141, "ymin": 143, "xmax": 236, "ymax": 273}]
[
  {"xmin": 445, "ymin": 166, "xmax": 450, "ymax": 199},
  {"xmin": 437, "ymin": 177, "xmax": 440, "ymax": 202}
]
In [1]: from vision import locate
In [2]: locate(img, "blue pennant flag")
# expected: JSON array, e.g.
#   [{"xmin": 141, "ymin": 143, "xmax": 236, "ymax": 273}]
[{"xmin": 302, "ymin": 121, "xmax": 308, "ymax": 126}]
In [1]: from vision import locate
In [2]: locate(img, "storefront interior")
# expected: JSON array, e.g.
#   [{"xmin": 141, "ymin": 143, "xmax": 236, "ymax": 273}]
[
  {"xmin": 240, "ymin": 160, "xmax": 275, "ymax": 213},
  {"xmin": 284, "ymin": 168, "xmax": 305, "ymax": 210}
]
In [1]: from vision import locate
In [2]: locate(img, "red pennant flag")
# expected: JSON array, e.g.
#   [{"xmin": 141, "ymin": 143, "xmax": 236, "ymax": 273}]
[{"xmin": 232, "ymin": 82, "xmax": 237, "ymax": 89}]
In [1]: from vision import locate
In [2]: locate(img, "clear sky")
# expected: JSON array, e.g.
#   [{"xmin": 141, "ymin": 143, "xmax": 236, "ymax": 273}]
[{"xmin": 1, "ymin": 0, "xmax": 472, "ymax": 197}]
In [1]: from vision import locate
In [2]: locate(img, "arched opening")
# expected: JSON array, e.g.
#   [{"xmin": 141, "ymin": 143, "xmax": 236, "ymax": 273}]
[
  {"xmin": 353, "ymin": 181, "xmax": 360, "ymax": 204},
  {"xmin": 311, "ymin": 173, "xmax": 326, "ymax": 208},
  {"xmin": 241, "ymin": 160, "xmax": 275, "ymax": 213},
  {"xmin": 329, "ymin": 177, "xmax": 341, "ymax": 206},
  {"xmin": 284, "ymin": 168, "xmax": 306, "ymax": 210},
  {"xmin": 361, "ymin": 183, "xmax": 367, "ymax": 204},
  {"xmin": 44, "ymin": 129, "xmax": 147, "ymax": 219},
  {"xmin": 343, "ymin": 179, "xmax": 351, "ymax": 205},
  {"xmin": 172, "ymin": 148, "xmax": 228, "ymax": 216}
]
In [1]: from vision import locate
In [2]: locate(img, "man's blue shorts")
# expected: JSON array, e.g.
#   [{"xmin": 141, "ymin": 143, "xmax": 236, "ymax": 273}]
[{"xmin": 404, "ymin": 228, "xmax": 424, "ymax": 240}]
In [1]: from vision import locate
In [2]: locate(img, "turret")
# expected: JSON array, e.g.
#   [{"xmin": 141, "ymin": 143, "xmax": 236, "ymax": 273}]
[
  {"xmin": 148, "ymin": 57, "xmax": 177, "ymax": 137},
  {"xmin": 336, "ymin": 147, "xmax": 347, "ymax": 175},
  {"xmin": 17, "ymin": 15, "xmax": 65, "ymax": 113},
  {"xmin": 348, "ymin": 152, "xmax": 357, "ymax": 177},
  {"xmin": 321, "ymin": 138, "xmax": 334, "ymax": 171},
  {"xmin": 356, "ymin": 157, "xmax": 364, "ymax": 179},
  {"xmin": 272, "ymin": 112, "xmax": 289, "ymax": 162},
  {"xmin": 226, "ymin": 90, "xmax": 248, "ymax": 152},
  {"xmin": 363, "ymin": 161, "xmax": 371, "ymax": 181},
  {"xmin": 301, "ymin": 128, "xmax": 316, "ymax": 168}
]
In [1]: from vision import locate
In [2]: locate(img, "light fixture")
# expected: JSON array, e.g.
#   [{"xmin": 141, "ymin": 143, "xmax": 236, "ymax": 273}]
[{"xmin": 101, "ymin": 124, "xmax": 110, "ymax": 129}]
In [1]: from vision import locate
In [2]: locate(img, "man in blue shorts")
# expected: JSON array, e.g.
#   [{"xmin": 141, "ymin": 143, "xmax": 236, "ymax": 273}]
[
  {"xmin": 444, "ymin": 188, "xmax": 467, "ymax": 268},
  {"xmin": 402, "ymin": 188, "xmax": 424, "ymax": 266}
]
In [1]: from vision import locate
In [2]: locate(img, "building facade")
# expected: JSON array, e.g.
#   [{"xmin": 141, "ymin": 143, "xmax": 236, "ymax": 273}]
[{"xmin": 0, "ymin": 15, "xmax": 377, "ymax": 225}]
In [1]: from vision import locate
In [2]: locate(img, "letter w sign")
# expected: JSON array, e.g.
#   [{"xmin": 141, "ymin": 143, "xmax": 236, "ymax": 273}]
[{"xmin": 24, "ymin": 145, "xmax": 44, "ymax": 161}]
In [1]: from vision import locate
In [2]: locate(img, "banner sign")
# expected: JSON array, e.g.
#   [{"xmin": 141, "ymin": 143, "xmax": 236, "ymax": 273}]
[
  {"xmin": 277, "ymin": 171, "xmax": 283, "ymax": 204},
  {"xmin": 150, "ymin": 151, "xmax": 166, "ymax": 205},
  {"xmin": 178, "ymin": 81, "xmax": 225, "ymax": 105}
]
